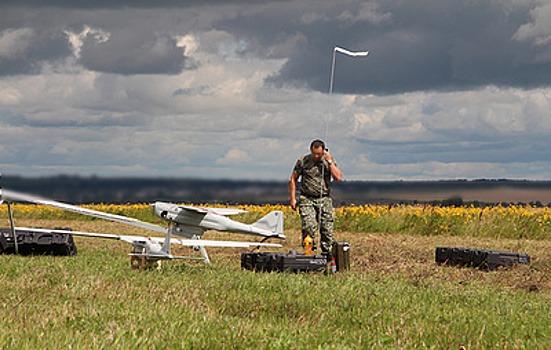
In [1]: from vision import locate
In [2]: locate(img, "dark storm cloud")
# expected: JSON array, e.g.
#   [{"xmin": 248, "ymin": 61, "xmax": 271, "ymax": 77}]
[
  {"xmin": 251, "ymin": 1, "xmax": 551, "ymax": 94},
  {"xmin": 2, "ymin": 0, "xmax": 550, "ymax": 92},
  {"xmin": 0, "ymin": 29, "xmax": 71, "ymax": 76},
  {"xmin": 79, "ymin": 31, "xmax": 188, "ymax": 75},
  {"xmin": 0, "ymin": 8, "xmax": 193, "ymax": 76},
  {"xmin": 359, "ymin": 134, "xmax": 551, "ymax": 165},
  {"xmin": 1, "ymin": 0, "xmax": 278, "ymax": 9}
]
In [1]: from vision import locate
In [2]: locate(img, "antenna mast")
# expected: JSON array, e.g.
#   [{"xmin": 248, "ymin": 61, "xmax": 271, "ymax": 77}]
[{"xmin": 317, "ymin": 46, "xmax": 369, "ymax": 254}]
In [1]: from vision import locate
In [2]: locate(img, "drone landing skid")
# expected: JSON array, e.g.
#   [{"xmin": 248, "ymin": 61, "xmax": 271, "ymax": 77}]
[
  {"xmin": 128, "ymin": 246, "xmax": 208, "ymax": 269},
  {"xmin": 129, "ymin": 247, "xmax": 160, "ymax": 270}
]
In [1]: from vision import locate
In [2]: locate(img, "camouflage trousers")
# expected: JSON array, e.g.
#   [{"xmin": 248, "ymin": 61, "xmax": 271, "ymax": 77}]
[{"xmin": 298, "ymin": 195, "xmax": 334, "ymax": 254}]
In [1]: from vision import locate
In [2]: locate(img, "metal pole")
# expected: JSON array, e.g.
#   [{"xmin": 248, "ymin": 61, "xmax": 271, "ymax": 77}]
[
  {"xmin": 317, "ymin": 48, "xmax": 338, "ymax": 255},
  {"xmin": 318, "ymin": 46, "xmax": 369, "ymax": 255},
  {"xmin": 329, "ymin": 47, "xmax": 337, "ymax": 95},
  {"xmin": 7, "ymin": 202, "xmax": 18, "ymax": 254}
]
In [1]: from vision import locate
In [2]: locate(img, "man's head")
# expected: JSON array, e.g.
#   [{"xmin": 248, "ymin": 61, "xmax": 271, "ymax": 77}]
[{"xmin": 310, "ymin": 139, "xmax": 325, "ymax": 162}]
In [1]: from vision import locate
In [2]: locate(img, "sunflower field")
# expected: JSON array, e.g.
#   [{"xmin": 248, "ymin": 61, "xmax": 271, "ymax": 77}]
[{"xmin": 2, "ymin": 202, "xmax": 550, "ymax": 240}]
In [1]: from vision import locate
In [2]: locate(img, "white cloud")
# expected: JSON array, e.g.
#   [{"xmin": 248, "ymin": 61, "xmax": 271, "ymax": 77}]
[
  {"xmin": 0, "ymin": 28, "xmax": 34, "ymax": 58},
  {"xmin": 216, "ymin": 149, "xmax": 252, "ymax": 165},
  {"xmin": 338, "ymin": 2, "xmax": 392, "ymax": 25},
  {"xmin": 3, "ymin": 53, "xmax": 551, "ymax": 180},
  {"xmin": 0, "ymin": 87, "xmax": 23, "ymax": 105},
  {"xmin": 513, "ymin": 1, "xmax": 551, "ymax": 45},
  {"xmin": 176, "ymin": 34, "xmax": 199, "ymax": 56},
  {"xmin": 2, "ymin": 1, "xmax": 551, "ymax": 181},
  {"xmin": 64, "ymin": 25, "xmax": 110, "ymax": 58}
]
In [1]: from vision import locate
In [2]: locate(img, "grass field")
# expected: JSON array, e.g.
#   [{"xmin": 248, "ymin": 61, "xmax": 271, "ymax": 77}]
[{"xmin": 0, "ymin": 205, "xmax": 550, "ymax": 349}]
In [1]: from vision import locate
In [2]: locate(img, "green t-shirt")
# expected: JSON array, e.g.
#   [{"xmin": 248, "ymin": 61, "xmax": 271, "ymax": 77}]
[{"xmin": 293, "ymin": 154, "xmax": 334, "ymax": 198}]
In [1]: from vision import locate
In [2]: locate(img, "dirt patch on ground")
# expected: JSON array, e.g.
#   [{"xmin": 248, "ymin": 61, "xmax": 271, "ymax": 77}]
[
  {"xmin": 203, "ymin": 227, "xmax": 550, "ymax": 293},
  {"xmin": 240, "ymin": 228, "xmax": 550, "ymax": 293},
  {"xmin": 337, "ymin": 230, "xmax": 550, "ymax": 293}
]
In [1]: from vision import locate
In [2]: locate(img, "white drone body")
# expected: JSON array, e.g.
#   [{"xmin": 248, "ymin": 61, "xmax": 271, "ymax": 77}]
[{"xmin": 1, "ymin": 189, "xmax": 284, "ymax": 268}]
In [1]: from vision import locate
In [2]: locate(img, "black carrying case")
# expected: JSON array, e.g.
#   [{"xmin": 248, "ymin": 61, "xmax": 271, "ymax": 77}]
[
  {"xmin": 435, "ymin": 246, "xmax": 529, "ymax": 270},
  {"xmin": 241, "ymin": 251, "xmax": 327, "ymax": 273},
  {"xmin": 0, "ymin": 228, "xmax": 77, "ymax": 256}
]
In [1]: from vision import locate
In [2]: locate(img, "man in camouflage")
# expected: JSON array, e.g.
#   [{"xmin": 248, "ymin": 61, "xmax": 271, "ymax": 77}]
[{"xmin": 289, "ymin": 139, "xmax": 342, "ymax": 254}]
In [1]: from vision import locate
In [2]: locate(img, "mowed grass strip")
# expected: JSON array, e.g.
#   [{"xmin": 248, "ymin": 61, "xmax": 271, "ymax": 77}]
[{"xmin": 0, "ymin": 216, "xmax": 549, "ymax": 349}]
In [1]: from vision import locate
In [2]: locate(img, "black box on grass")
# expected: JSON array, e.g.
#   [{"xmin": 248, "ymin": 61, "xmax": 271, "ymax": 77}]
[
  {"xmin": 0, "ymin": 227, "xmax": 77, "ymax": 256},
  {"xmin": 241, "ymin": 251, "xmax": 327, "ymax": 273},
  {"xmin": 241, "ymin": 252, "xmax": 277, "ymax": 271},
  {"xmin": 435, "ymin": 246, "xmax": 529, "ymax": 270}
]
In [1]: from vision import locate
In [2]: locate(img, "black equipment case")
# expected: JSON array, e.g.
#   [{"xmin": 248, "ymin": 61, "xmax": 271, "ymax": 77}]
[
  {"xmin": 241, "ymin": 251, "xmax": 328, "ymax": 273},
  {"xmin": 241, "ymin": 251, "xmax": 274, "ymax": 271},
  {"xmin": 0, "ymin": 227, "xmax": 77, "ymax": 256},
  {"xmin": 435, "ymin": 246, "xmax": 529, "ymax": 270}
]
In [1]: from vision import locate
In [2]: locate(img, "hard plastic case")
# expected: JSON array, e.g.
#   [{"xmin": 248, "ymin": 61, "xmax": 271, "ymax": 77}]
[
  {"xmin": 435, "ymin": 246, "xmax": 529, "ymax": 270},
  {"xmin": 0, "ymin": 227, "xmax": 77, "ymax": 256},
  {"xmin": 241, "ymin": 251, "xmax": 327, "ymax": 272}
]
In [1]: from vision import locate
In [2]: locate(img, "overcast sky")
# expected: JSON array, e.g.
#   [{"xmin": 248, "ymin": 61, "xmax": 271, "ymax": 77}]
[{"xmin": 1, "ymin": 0, "xmax": 551, "ymax": 181}]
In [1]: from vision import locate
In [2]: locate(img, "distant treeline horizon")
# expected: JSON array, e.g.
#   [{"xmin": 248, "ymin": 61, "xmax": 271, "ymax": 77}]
[{"xmin": 3, "ymin": 175, "xmax": 551, "ymax": 206}]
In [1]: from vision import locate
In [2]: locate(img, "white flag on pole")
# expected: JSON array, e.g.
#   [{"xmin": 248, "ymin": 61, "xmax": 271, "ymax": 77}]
[{"xmin": 334, "ymin": 46, "xmax": 369, "ymax": 57}]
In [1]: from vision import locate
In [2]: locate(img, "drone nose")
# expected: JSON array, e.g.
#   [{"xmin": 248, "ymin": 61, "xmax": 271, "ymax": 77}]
[{"xmin": 151, "ymin": 202, "xmax": 162, "ymax": 210}]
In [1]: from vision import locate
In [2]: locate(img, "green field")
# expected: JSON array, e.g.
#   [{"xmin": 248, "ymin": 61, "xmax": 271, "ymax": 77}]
[{"xmin": 0, "ymin": 209, "xmax": 550, "ymax": 349}]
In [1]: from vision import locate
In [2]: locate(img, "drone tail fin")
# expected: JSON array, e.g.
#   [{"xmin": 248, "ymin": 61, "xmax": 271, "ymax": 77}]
[{"xmin": 251, "ymin": 211, "xmax": 285, "ymax": 239}]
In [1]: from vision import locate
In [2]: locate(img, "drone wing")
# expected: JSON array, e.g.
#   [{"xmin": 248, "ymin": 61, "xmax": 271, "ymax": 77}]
[
  {"xmin": 14, "ymin": 226, "xmax": 147, "ymax": 244},
  {"xmin": 2, "ymin": 189, "xmax": 166, "ymax": 233},
  {"xmin": 150, "ymin": 237, "xmax": 282, "ymax": 248},
  {"xmin": 209, "ymin": 208, "xmax": 247, "ymax": 216},
  {"xmin": 178, "ymin": 205, "xmax": 247, "ymax": 216},
  {"xmin": 13, "ymin": 227, "xmax": 282, "ymax": 249}
]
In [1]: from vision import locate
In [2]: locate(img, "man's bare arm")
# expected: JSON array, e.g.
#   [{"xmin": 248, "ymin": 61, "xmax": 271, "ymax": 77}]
[
  {"xmin": 324, "ymin": 150, "xmax": 342, "ymax": 181},
  {"xmin": 289, "ymin": 172, "xmax": 299, "ymax": 210},
  {"xmin": 329, "ymin": 162, "xmax": 342, "ymax": 182}
]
